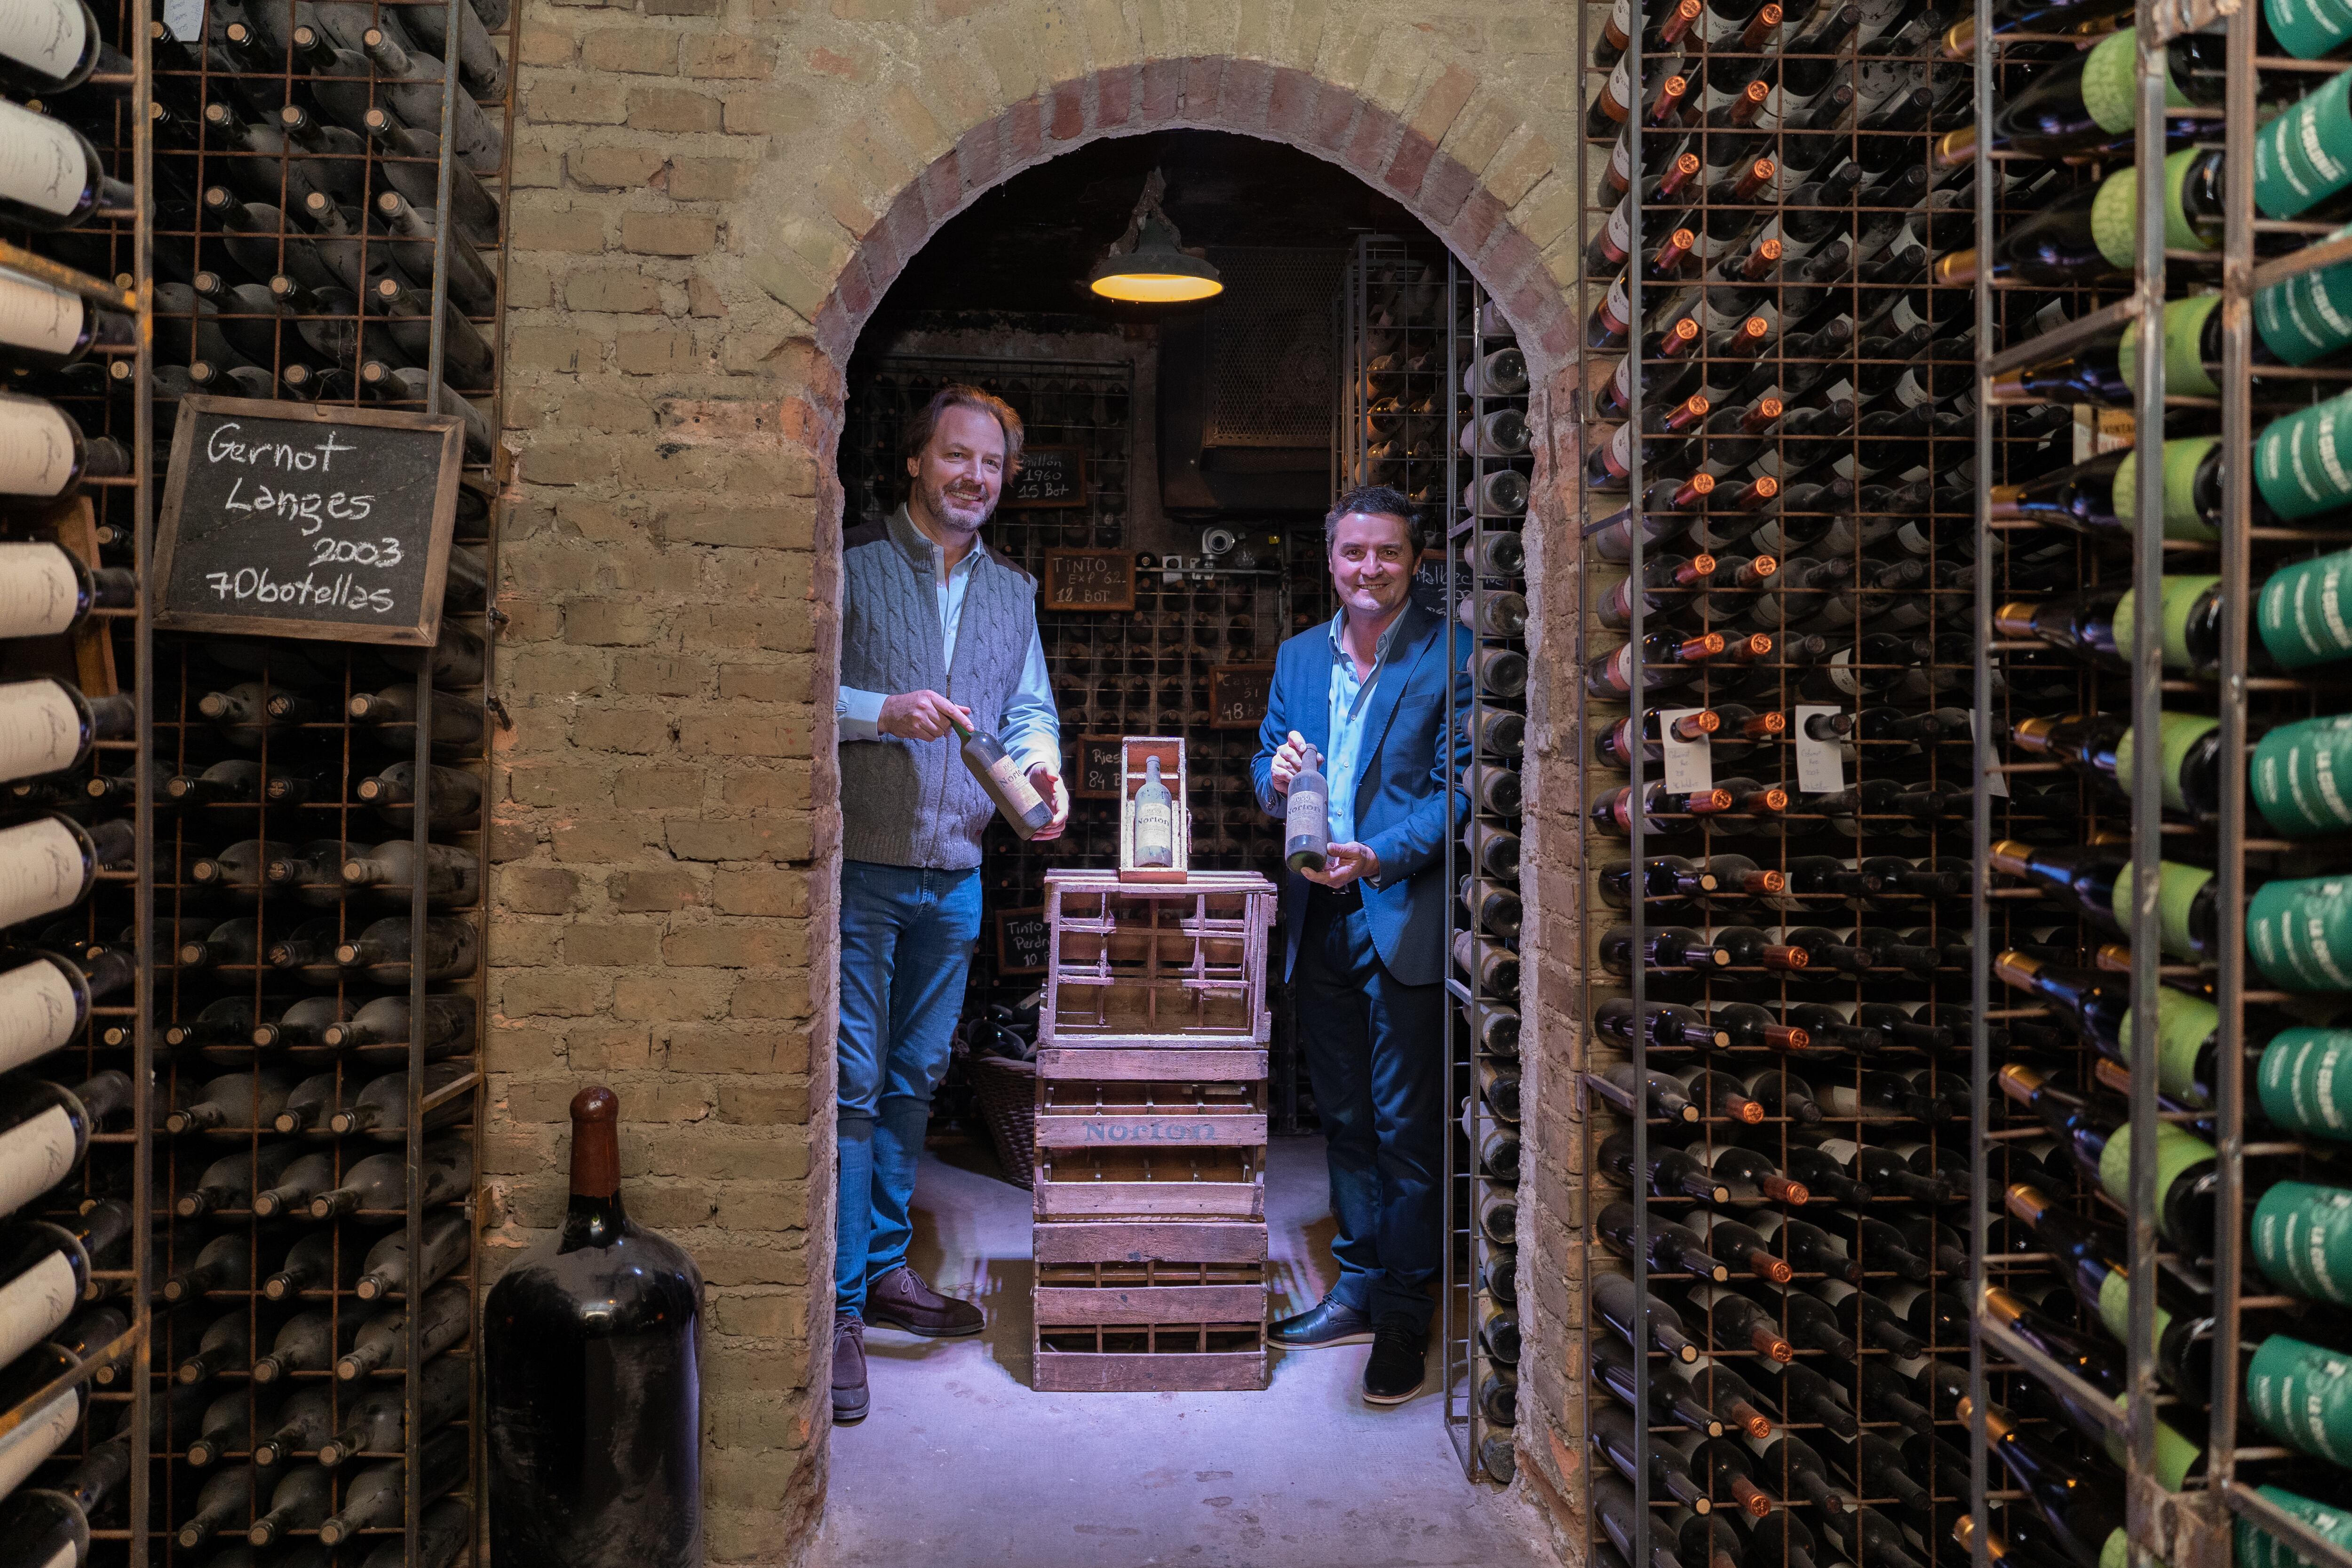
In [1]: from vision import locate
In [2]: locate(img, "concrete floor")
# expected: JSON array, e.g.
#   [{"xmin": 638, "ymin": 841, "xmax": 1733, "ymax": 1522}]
[{"xmin": 810, "ymin": 1134, "xmax": 1558, "ymax": 1568}]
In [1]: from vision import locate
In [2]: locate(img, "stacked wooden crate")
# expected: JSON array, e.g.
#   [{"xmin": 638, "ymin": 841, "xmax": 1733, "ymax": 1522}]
[{"xmin": 1031, "ymin": 868, "xmax": 1279, "ymax": 1392}]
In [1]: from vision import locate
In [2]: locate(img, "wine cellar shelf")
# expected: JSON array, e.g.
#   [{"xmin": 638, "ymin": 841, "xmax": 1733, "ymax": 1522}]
[{"xmin": 0, "ymin": 0, "xmax": 513, "ymax": 1559}]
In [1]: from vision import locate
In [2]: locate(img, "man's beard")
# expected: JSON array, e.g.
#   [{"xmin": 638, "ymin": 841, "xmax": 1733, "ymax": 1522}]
[{"xmin": 919, "ymin": 473, "xmax": 995, "ymax": 532}]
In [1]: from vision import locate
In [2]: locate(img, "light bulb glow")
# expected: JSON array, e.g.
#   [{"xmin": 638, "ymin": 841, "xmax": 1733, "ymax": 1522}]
[{"xmin": 1088, "ymin": 271, "xmax": 1225, "ymax": 302}]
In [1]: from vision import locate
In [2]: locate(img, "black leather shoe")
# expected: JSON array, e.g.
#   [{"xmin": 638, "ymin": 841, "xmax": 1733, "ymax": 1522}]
[
  {"xmin": 1269, "ymin": 1292, "xmax": 1375, "ymax": 1347},
  {"xmin": 1362, "ymin": 1316, "xmax": 1429, "ymax": 1405}
]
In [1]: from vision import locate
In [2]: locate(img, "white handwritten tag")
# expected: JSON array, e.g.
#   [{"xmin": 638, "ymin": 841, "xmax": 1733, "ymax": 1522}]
[
  {"xmin": 1658, "ymin": 706, "xmax": 1714, "ymax": 794},
  {"xmin": 1967, "ymin": 710, "xmax": 2010, "ymax": 797},
  {"xmin": 1794, "ymin": 705, "xmax": 1846, "ymax": 795}
]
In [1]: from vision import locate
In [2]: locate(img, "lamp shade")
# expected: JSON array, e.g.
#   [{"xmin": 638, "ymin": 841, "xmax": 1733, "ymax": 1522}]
[{"xmin": 1088, "ymin": 211, "xmax": 1223, "ymax": 302}]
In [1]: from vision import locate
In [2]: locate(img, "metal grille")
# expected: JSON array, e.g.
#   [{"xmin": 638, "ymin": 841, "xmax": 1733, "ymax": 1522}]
[{"xmin": 1202, "ymin": 248, "xmax": 1344, "ymax": 448}]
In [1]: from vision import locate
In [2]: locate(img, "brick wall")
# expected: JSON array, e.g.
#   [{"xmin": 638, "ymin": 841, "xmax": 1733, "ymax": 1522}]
[{"xmin": 491, "ymin": 1, "xmax": 1593, "ymax": 1557}]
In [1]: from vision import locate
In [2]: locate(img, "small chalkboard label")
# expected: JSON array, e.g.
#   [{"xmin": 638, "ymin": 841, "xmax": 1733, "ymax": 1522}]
[
  {"xmin": 1006, "ymin": 445, "xmax": 1085, "ymax": 507},
  {"xmin": 1042, "ymin": 549, "xmax": 1136, "ymax": 612},
  {"xmin": 153, "ymin": 395, "xmax": 466, "ymax": 645},
  {"xmin": 996, "ymin": 908, "xmax": 1050, "ymax": 974},
  {"xmin": 1073, "ymin": 736, "xmax": 1126, "ymax": 800},
  {"xmin": 1209, "ymin": 664, "xmax": 1275, "ymax": 730}
]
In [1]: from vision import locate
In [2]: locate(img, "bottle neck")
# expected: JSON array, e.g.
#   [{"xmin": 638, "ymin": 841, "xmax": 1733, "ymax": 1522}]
[{"xmin": 562, "ymin": 1085, "xmax": 628, "ymax": 1251}]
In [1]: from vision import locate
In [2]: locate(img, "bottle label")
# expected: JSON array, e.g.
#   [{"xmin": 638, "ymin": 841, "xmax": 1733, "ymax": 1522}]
[
  {"xmin": 1604, "ymin": 204, "xmax": 1632, "ymax": 263},
  {"xmin": 2123, "ymin": 294, "xmax": 2222, "ymax": 399},
  {"xmin": 2260, "ymin": 546, "xmax": 2352, "ymax": 666},
  {"xmin": 0, "ymin": 954, "xmax": 76, "ymax": 1076},
  {"xmin": 2079, "ymin": 27, "xmax": 2177, "ymax": 136},
  {"xmin": 2110, "ymin": 574, "xmax": 2220, "ymax": 671},
  {"xmin": 0, "ymin": 1101, "xmax": 75, "ymax": 1217},
  {"xmin": 2109, "ymin": 860, "xmax": 2212, "ymax": 960},
  {"xmin": 0, "ymin": 400, "xmax": 75, "ymax": 500},
  {"xmin": 2094, "ymin": 1395, "xmax": 2202, "ymax": 1491},
  {"xmin": 2258, "ymin": 389, "xmax": 2352, "ymax": 520},
  {"xmin": 0, "ymin": 1245, "xmax": 74, "ymax": 1370},
  {"xmin": 1134, "ymin": 799, "xmax": 1173, "ymax": 865},
  {"xmin": 2250, "ymin": 876, "xmax": 2352, "ymax": 991},
  {"xmin": 2113, "ymin": 711, "xmax": 2219, "ymax": 819},
  {"xmin": 2240, "ymin": 1487, "xmax": 2352, "ymax": 1568},
  {"xmin": 0, "ymin": 816, "xmax": 84, "ymax": 930},
  {"xmin": 2258, "ymin": 1027, "xmax": 2352, "ymax": 1138},
  {"xmin": 984, "ymin": 752, "xmax": 1044, "ymax": 816},
  {"xmin": 2094, "ymin": 1269, "xmax": 2179, "ymax": 1366},
  {"xmin": 0, "ymin": 100, "xmax": 83, "ymax": 218},
  {"xmin": 0, "ymin": 268, "xmax": 79, "ymax": 357},
  {"xmin": 2253, "ymin": 1180, "xmax": 2352, "ymax": 1306},
  {"xmin": 2258, "ymin": 223, "xmax": 2352, "ymax": 365},
  {"xmin": 2248, "ymin": 1334, "xmax": 2352, "ymax": 1465},
  {"xmin": 2270, "ymin": 0, "xmax": 2352, "ymax": 56},
  {"xmin": 1286, "ymin": 784, "xmax": 1327, "ymax": 844},
  {"xmin": 0, "ymin": 677, "xmax": 78, "ymax": 788},
  {"xmin": 0, "ymin": 543, "xmax": 78, "ymax": 640},
  {"xmin": 0, "ymin": 1387, "xmax": 77, "ymax": 1498},
  {"xmin": 2113, "ymin": 435, "xmax": 2223, "ymax": 542},
  {"xmin": 2257, "ymin": 71, "xmax": 2352, "ymax": 219},
  {"xmin": 2095, "ymin": 1118, "xmax": 2215, "ymax": 1231},
  {"xmin": 2113, "ymin": 986, "xmax": 2219, "ymax": 1107},
  {"xmin": 1607, "ymin": 0, "xmax": 1631, "ymax": 38},
  {"xmin": 0, "ymin": 0, "xmax": 86, "ymax": 81},
  {"xmin": 2255, "ymin": 715, "xmax": 2352, "ymax": 837}
]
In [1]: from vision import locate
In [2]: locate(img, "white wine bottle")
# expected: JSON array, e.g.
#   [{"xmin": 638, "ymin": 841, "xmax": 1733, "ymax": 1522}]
[
  {"xmin": 0, "ymin": 268, "xmax": 135, "ymax": 372},
  {"xmin": 0, "ymin": 945, "xmax": 130, "ymax": 1076},
  {"xmin": 0, "ymin": 1200, "xmax": 121, "ymax": 1368},
  {"xmin": 947, "ymin": 716, "xmax": 1052, "ymax": 838},
  {"xmin": 0, "ymin": 99, "xmax": 130, "ymax": 230},
  {"xmin": 0, "ymin": 1070, "xmax": 126, "ymax": 1220},
  {"xmin": 0, "ymin": 546, "xmax": 132, "ymax": 641},
  {"xmin": 0, "ymin": 813, "xmax": 130, "ymax": 930},
  {"xmin": 1285, "ymin": 744, "xmax": 1329, "ymax": 871},
  {"xmin": 1133, "ymin": 753, "xmax": 1175, "ymax": 867},
  {"xmin": 0, "ymin": 1344, "xmax": 83, "ymax": 1499},
  {"xmin": 0, "ymin": 0, "xmax": 117, "ymax": 96},
  {"xmin": 0, "ymin": 396, "xmax": 124, "ymax": 498}
]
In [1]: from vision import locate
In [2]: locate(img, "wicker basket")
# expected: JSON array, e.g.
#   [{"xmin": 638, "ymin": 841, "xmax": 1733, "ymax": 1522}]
[{"xmin": 969, "ymin": 1056, "xmax": 1037, "ymax": 1189}]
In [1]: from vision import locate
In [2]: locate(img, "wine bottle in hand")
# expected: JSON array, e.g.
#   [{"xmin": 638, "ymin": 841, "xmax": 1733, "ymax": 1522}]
[
  {"xmin": 1285, "ymin": 744, "xmax": 1329, "ymax": 872},
  {"xmin": 948, "ymin": 716, "xmax": 1052, "ymax": 838}
]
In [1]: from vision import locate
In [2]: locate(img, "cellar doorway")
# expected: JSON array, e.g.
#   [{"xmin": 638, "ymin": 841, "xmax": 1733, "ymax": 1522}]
[{"xmin": 799, "ymin": 97, "xmax": 1569, "ymax": 1565}]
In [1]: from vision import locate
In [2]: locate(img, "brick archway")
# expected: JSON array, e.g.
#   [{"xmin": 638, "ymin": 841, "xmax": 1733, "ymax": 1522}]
[{"xmin": 497, "ymin": 19, "xmax": 1585, "ymax": 1563}]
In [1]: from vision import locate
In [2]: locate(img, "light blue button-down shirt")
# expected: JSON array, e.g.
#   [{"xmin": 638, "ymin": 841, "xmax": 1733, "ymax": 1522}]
[
  {"xmin": 1323, "ymin": 606, "xmax": 1408, "ymax": 848},
  {"xmin": 836, "ymin": 522, "xmax": 1061, "ymax": 777}
]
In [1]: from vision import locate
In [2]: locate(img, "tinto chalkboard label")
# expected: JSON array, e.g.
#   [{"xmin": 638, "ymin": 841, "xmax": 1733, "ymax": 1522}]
[
  {"xmin": 995, "ymin": 908, "xmax": 1050, "ymax": 974},
  {"xmin": 153, "ymin": 395, "xmax": 467, "ymax": 645},
  {"xmin": 1042, "ymin": 549, "xmax": 1135, "ymax": 612}
]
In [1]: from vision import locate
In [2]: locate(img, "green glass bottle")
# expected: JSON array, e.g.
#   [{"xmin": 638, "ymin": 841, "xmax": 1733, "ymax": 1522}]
[
  {"xmin": 1986, "ymin": 839, "xmax": 2217, "ymax": 962},
  {"xmin": 2247, "ymin": 1334, "xmax": 2352, "ymax": 1466},
  {"xmin": 1997, "ymin": 1062, "xmax": 2220, "ymax": 1257}
]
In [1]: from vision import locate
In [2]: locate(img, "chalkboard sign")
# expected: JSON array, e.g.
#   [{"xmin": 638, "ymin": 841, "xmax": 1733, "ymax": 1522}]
[
  {"xmin": 153, "ymin": 395, "xmax": 466, "ymax": 645},
  {"xmin": 1072, "ymin": 736, "xmax": 1126, "ymax": 800},
  {"xmin": 1209, "ymin": 664, "xmax": 1275, "ymax": 730},
  {"xmin": 1005, "ymin": 445, "xmax": 1085, "ymax": 507},
  {"xmin": 1042, "ymin": 549, "xmax": 1135, "ymax": 612},
  {"xmin": 995, "ymin": 908, "xmax": 1050, "ymax": 974}
]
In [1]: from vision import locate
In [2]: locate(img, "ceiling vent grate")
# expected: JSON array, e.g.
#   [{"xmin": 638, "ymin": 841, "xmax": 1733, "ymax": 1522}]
[{"xmin": 1200, "ymin": 247, "xmax": 1343, "ymax": 449}]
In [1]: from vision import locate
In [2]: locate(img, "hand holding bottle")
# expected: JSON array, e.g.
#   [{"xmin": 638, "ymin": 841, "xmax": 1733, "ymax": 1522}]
[{"xmin": 875, "ymin": 689, "xmax": 971, "ymax": 741}]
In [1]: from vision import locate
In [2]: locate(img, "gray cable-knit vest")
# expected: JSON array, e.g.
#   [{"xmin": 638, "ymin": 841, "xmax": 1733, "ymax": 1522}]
[{"xmin": 838, "ymin": 506, "xmax": 1041, "ymax": 870}]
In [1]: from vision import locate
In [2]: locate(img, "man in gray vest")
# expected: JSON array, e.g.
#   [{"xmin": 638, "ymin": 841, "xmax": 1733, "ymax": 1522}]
[{"xmin": 830, "ymin": 385, "xmax": 1065, "ymax": 1424}]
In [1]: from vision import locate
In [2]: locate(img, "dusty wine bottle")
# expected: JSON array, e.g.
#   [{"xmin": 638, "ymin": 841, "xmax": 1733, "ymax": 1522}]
[
  {"xmin": 1133, "ymin": 753, "xmax": 1174, "ymax": 867},
  {"xmin": 486, "ymin": 1085, "xmax": 704, "ymax": 1568},
  {"xmin": 1285, "ymin": 744, "xmax": 1329, "ymax": 871},
  {"xmin": 946, "ymin": 715, "xmax": 1052, "ymax": 838}
]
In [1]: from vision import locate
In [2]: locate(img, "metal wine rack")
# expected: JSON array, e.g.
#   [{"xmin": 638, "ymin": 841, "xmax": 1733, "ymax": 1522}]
[
  {"xmin": 0, "ymin": 0, "xmax": 160, "ymax": 1552},
  {"xmin": 1964, "ymin": 0, "xmax": 2352, "ymax": 1564},
  {"xmin": 1575, "ymin": 0, "xmax": 1986, "ymax": 1561},
  {"xmin": 1431, "ymin": 253, "xmax": 1529, "ymax": 1486}
]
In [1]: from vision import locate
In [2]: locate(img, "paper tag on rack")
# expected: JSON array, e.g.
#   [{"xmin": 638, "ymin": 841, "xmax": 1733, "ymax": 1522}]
[
  {"xmin": 1659, "ymin": 707, "xmax": 1715, "ymax": 795},
  {"xmin": 1968, "ymin": 711, "xmax": 2010, "ymax": 797},
  {"xmin": 1794, "ymin": 705, "xmax": 1847, "ymax": 795},
  {"xmin": 163, "ymin": 0, "xmax": 202, "ymax": 39}
]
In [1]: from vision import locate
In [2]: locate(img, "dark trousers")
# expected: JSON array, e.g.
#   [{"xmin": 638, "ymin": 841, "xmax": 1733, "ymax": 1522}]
[{"xmin": 1295, "ymin": 884, "xmax": 1446, "ymax": 1332}]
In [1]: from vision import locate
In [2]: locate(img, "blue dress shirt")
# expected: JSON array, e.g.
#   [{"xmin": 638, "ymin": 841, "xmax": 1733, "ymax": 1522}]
[
  {"xmin": 835, "ymin": 518, "xmax": 1061, "ymax": 777},
  {"xmin": 1323, "ymin": 605, "xmax": 1409, "ymax": 848}
]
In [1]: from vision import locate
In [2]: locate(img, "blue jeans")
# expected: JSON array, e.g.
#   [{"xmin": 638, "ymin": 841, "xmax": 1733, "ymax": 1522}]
[
  {"xmin": 835, "ymin": 860, "xmax": 981, "ymax": 1315},
  {"xmin": 1295, "ymin": 887, "xmax": 1445, "ymax": 1332}
]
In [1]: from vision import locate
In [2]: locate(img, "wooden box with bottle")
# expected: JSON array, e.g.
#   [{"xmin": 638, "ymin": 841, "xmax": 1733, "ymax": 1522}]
[{"xmin": 1115, "ymin": 735, "xmax": 1190, "ymax": 883}]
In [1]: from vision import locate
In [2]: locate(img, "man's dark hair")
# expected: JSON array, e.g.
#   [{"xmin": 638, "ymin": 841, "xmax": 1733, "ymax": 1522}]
[
  {"xmin": 1325, "ymin": 483, "xmax": 1423, "ymax": 554},
  {"xmin": 902, "ymin": 384, "xmax": 1025, "ymax": 488}
]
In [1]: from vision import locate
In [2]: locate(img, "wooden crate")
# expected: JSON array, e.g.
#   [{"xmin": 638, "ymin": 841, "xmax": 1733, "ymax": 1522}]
[
  {"xmin": 1032, "ymin": 1220, "xmax": 1269, "ymax": 1393},
  {"xmin": 1040, "ymin": 870, "xmax": 1277, "ymax": 1046}
]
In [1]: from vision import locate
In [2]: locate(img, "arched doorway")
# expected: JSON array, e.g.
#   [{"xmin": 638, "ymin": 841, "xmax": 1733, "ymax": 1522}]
[{"xmin": 495, "ymin": 28, "xmax": 1585, "ymax": 1562}]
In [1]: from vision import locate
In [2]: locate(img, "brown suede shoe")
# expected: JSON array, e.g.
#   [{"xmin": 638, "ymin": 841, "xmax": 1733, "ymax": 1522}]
[
  {"xmin": 831, "ymin": 1310, "xmax": 869, "ymax": 1424},
  {"xmin": 866, "ymin": 1265, "xmax": 985, "ymax": 1338}
]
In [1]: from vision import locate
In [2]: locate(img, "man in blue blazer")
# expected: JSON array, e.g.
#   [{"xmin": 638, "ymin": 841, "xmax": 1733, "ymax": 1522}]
[{"xmin": 1252, "ymin": 483, "xmax": 1472, "ymax": 1405}]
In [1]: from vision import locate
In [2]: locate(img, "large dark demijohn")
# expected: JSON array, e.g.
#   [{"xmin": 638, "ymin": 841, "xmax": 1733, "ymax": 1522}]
[{"xmin": 484, "ymin": 1085, "xmax": 704, "ymax": 1568}]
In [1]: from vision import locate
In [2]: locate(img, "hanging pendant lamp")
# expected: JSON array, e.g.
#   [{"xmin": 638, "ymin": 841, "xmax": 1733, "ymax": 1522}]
[{"xmin": 1088, "ymin": 169, "xmax": 1224, "ymax": 303}]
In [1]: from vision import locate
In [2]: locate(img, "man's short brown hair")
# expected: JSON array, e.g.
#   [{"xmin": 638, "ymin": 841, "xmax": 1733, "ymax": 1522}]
[
  {"xmin": 1325, "ymin": 483, "xmax": 1423, "ymax": 554},
  {"xmin": 902, "ymin": 384, "xmax": 1025, "ymax": 483}
]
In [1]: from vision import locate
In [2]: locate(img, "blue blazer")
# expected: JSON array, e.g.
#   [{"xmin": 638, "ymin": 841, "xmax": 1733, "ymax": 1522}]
[{"xmin": 1250, "ymin": 599, "xmax": 1474, "ymax": 988}]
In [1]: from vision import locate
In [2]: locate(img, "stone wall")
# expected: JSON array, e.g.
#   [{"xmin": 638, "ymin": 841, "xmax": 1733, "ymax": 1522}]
[{"xmin": 489, "ymin": 0, "xmax": 1594, "ymax": 1557}]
